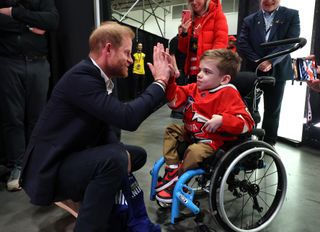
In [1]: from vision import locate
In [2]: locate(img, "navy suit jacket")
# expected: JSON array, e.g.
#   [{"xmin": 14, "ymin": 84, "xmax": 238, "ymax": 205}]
[
  {"xmin": 237, "ymin": 6, "xmax": 300, "ymax": 81},
  {"xmin": 21, "ymin": 58, "xmax": 165, "ymax": 205}
]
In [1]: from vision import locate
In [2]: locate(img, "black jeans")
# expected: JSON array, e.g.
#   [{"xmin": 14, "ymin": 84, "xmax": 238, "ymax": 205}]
[
  {"xmin": 54, "ymin": 144, "xmax": 147, "ymax": 232},
  {"xmin": 0, "ymin": 56, "xmax": 50, "ymax": 169}
]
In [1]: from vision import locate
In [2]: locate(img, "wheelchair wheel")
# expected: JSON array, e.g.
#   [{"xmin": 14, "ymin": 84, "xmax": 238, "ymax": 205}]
[
  {"xmin": 209, "ymin": 141, "xmax": 287, "ymax": 232},
  {"xmin": 187, "ymin": 173, "xmax": 211, "ymax": 195}
]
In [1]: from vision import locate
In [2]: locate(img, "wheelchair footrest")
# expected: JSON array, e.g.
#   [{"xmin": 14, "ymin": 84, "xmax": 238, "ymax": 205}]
[
  {"xmin": 171, "ymin": 168, "xmax": 206, "ymax": 224},
  {"xmin": 175, "ymin": 185, "xmax": 200, "ymax": 215}
]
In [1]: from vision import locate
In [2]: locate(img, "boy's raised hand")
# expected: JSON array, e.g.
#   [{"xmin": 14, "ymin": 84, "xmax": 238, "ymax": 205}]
[{"xmin": 148, "ymin": 43, "xmax": 174, "ymax": 85}]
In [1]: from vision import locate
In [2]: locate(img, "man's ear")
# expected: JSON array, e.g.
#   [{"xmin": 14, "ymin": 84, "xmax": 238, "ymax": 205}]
[
  {"xmin": 221, "ymin": 74, "xmax": 231, "ymax": 85},
  {"xmin": 104, "ymin": 42, "xmax": 112, "ymax": 54}
]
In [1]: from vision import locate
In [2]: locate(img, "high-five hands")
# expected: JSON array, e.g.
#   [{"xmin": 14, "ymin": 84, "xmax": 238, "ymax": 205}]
[{"xmin": 148, "ymin": 43, "xmax": 175, "ymax": 86}]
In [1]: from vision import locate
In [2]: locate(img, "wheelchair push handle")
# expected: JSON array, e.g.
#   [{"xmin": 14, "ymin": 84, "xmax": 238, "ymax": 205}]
[
  {"xmin": 255, "ymin": 37, "xmax": 307, "ymax": 64},
  {"xmin": 260, "ymin": 37, "xmax": 306, "ymax": 48}
]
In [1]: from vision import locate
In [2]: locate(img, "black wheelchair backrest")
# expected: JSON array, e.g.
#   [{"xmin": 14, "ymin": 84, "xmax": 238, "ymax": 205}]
[{"xmin": 230, "ymin": 71, "xmax": 258, "ymax": 98}]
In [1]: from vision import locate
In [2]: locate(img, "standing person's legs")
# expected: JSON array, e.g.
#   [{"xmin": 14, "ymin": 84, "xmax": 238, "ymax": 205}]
[
  {"xmin": 261, "ymin": 81, "xmax": 286, "ymax": 145},
  {"xmin": 25, "ymin": 59, "xmax": 50, "ymax": 142},
  {"xmin": 0, "ymin": 57, "xmax": 26, "ymax": 190},
  {"xmin": 132, "ymin": 74, "xmax": 139, "ymax": 98},
  {"xmin": 139, "ymin": 74, "xmax": 146, "ymax": 94},
  {"xmin": 54, "ymin": 144, "xmax": 128, "ymax": 232}
]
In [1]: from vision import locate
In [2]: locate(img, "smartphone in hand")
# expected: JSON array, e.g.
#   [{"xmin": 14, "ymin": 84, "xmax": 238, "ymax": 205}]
[
  {"xmin": 292, "ymin": 57, "xmax": 318, "ymax": 81},
  {"xmin": 181, "ymin": 10, "xmax": 191, "ymax": 24}
]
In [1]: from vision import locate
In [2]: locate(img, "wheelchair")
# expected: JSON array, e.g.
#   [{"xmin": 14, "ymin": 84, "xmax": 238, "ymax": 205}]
[{"xmin": 150, "ymin": 38, "xmax": 306, "ymax": 231}]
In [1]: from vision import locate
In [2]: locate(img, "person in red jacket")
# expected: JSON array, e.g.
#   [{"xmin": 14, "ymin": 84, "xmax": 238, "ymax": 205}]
[
  {"xmin": 227, "ymin": 35, "xmax": 237, "ymax": 53},
  {"xmin": 179, "ymin": 0, "xmax": 228, "ymax": 83},
  {"xmin": 155, "ymin": 49, "xmax": 255, "ymax": 203}
]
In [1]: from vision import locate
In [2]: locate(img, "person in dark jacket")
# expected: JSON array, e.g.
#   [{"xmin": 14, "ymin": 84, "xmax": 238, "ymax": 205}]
[
  {"xmin": 20, "ymin": 21, "xmax": 171, "ymax": 232},
  {"xmin": 237, "ymin": 0, "xmax": 300, "ymax": 145},
  {"xmin": 0, "ymin": 0, "xmax": 59, "ymax": 191}
]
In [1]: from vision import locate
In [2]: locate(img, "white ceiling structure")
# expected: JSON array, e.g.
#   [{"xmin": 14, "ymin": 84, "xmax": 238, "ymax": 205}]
[{"xmin": 110, "ymin": 0, "xmax": 186, "ymax": 37}]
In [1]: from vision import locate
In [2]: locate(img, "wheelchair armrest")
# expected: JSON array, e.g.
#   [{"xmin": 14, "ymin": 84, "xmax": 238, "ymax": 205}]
[{"xmin": 257, "ymin": 76, "xmax": 276, "ymax": 86}]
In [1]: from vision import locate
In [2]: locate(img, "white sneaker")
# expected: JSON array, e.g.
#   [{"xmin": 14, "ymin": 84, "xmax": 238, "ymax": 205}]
[{"xmin": 7, "ymin": 168, "xmax": 22, "ymax": 191}]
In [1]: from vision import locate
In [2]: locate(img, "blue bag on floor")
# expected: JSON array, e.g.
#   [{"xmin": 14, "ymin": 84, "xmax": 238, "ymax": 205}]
[{"xmin": 109, "ymin": 174, "xmax": 161, "ymax": 232}]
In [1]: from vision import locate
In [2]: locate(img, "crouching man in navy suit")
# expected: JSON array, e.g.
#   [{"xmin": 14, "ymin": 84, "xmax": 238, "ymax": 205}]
[{"xmin": 20, "ymin": 21, "xmax": 173, "ymax": 231}]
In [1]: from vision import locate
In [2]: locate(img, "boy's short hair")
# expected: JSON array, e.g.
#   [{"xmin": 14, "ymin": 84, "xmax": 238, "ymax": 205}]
[{"xmin": 200, "ymin": 49, "xmax": 242, "ymax": 80}]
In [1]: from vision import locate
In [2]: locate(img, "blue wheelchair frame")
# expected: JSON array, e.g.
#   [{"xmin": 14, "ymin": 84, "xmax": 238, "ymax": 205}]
[{"xmin": 150, "ymin": 156, "xmax": 206, "ymax": 223}]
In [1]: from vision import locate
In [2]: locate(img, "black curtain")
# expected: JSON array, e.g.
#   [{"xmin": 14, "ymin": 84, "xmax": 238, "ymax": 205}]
[
  {"xmin": 48, "ymin": 0, "xmax": 95, "ymax": 90},
  {"xmin": 236, "ymin": 0, "xmax": 260, "ymax": 71},
  {"xmin": 237, "ymin": 0, "xmax": 260, "ymax": 37},
  {"xmin": 101, "ymin": 0, "xmax": 112, "ymax": 21}
]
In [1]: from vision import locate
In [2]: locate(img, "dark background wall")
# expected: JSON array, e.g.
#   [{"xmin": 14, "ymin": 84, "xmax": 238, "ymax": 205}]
[
  {"xmin": 49, "ymin": 0, "xmax": 95, "ymax": 88},
  {"xmin": 237, "ymin": 0, "xmax": 260, "ymax": 37}
]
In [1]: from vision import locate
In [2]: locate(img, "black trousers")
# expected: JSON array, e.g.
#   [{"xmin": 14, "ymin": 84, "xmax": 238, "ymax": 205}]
[
  {"xmin": 132, "ymin": 73, "xmax": 145, "ymax": 98},
  {"xmin": 260, "ymin": 81, "xmax": 286, "ymax": 145},
  {"xmin": 54, "ymin": 144, "xmax": 147, "ymax": 232},
  {"xmin": 0, "ymin": 56, "xmax": 50, "ymax": 168}
]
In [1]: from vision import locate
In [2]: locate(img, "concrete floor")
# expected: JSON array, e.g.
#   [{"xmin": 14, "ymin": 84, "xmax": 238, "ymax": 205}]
[{"xmin": 0, "ymin": 105, "xmax": 319, "ymax": 232}]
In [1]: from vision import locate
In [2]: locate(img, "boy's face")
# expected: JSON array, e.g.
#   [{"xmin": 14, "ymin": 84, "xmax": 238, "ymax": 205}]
[{"xmin": 197, "ymin": 58, "xmax": 230, "ymax": 91}]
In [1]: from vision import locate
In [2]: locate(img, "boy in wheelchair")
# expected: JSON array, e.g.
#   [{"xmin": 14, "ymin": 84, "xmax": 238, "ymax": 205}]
[{"xmin": 155, "ymin": 49, "xmax": 255, "ymax": 203}]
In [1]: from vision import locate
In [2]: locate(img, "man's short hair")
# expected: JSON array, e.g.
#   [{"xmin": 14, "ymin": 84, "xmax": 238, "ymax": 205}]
[
  {"xmin": 89, "ymin": 21, "xmax": 135, "ymax": 53},
  {"xmin": 200, "ymin": 49, "xmax": 242, "ymax": 80}
]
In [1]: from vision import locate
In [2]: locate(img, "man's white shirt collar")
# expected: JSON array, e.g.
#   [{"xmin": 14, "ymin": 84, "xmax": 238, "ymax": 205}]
[
  {"xmin": 90, "ymin": 57, "xmax": 114, "ymax": 95},
  {"xmin": 262, "ymin": 6, "xmax": 279, "ymax": 16}
]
